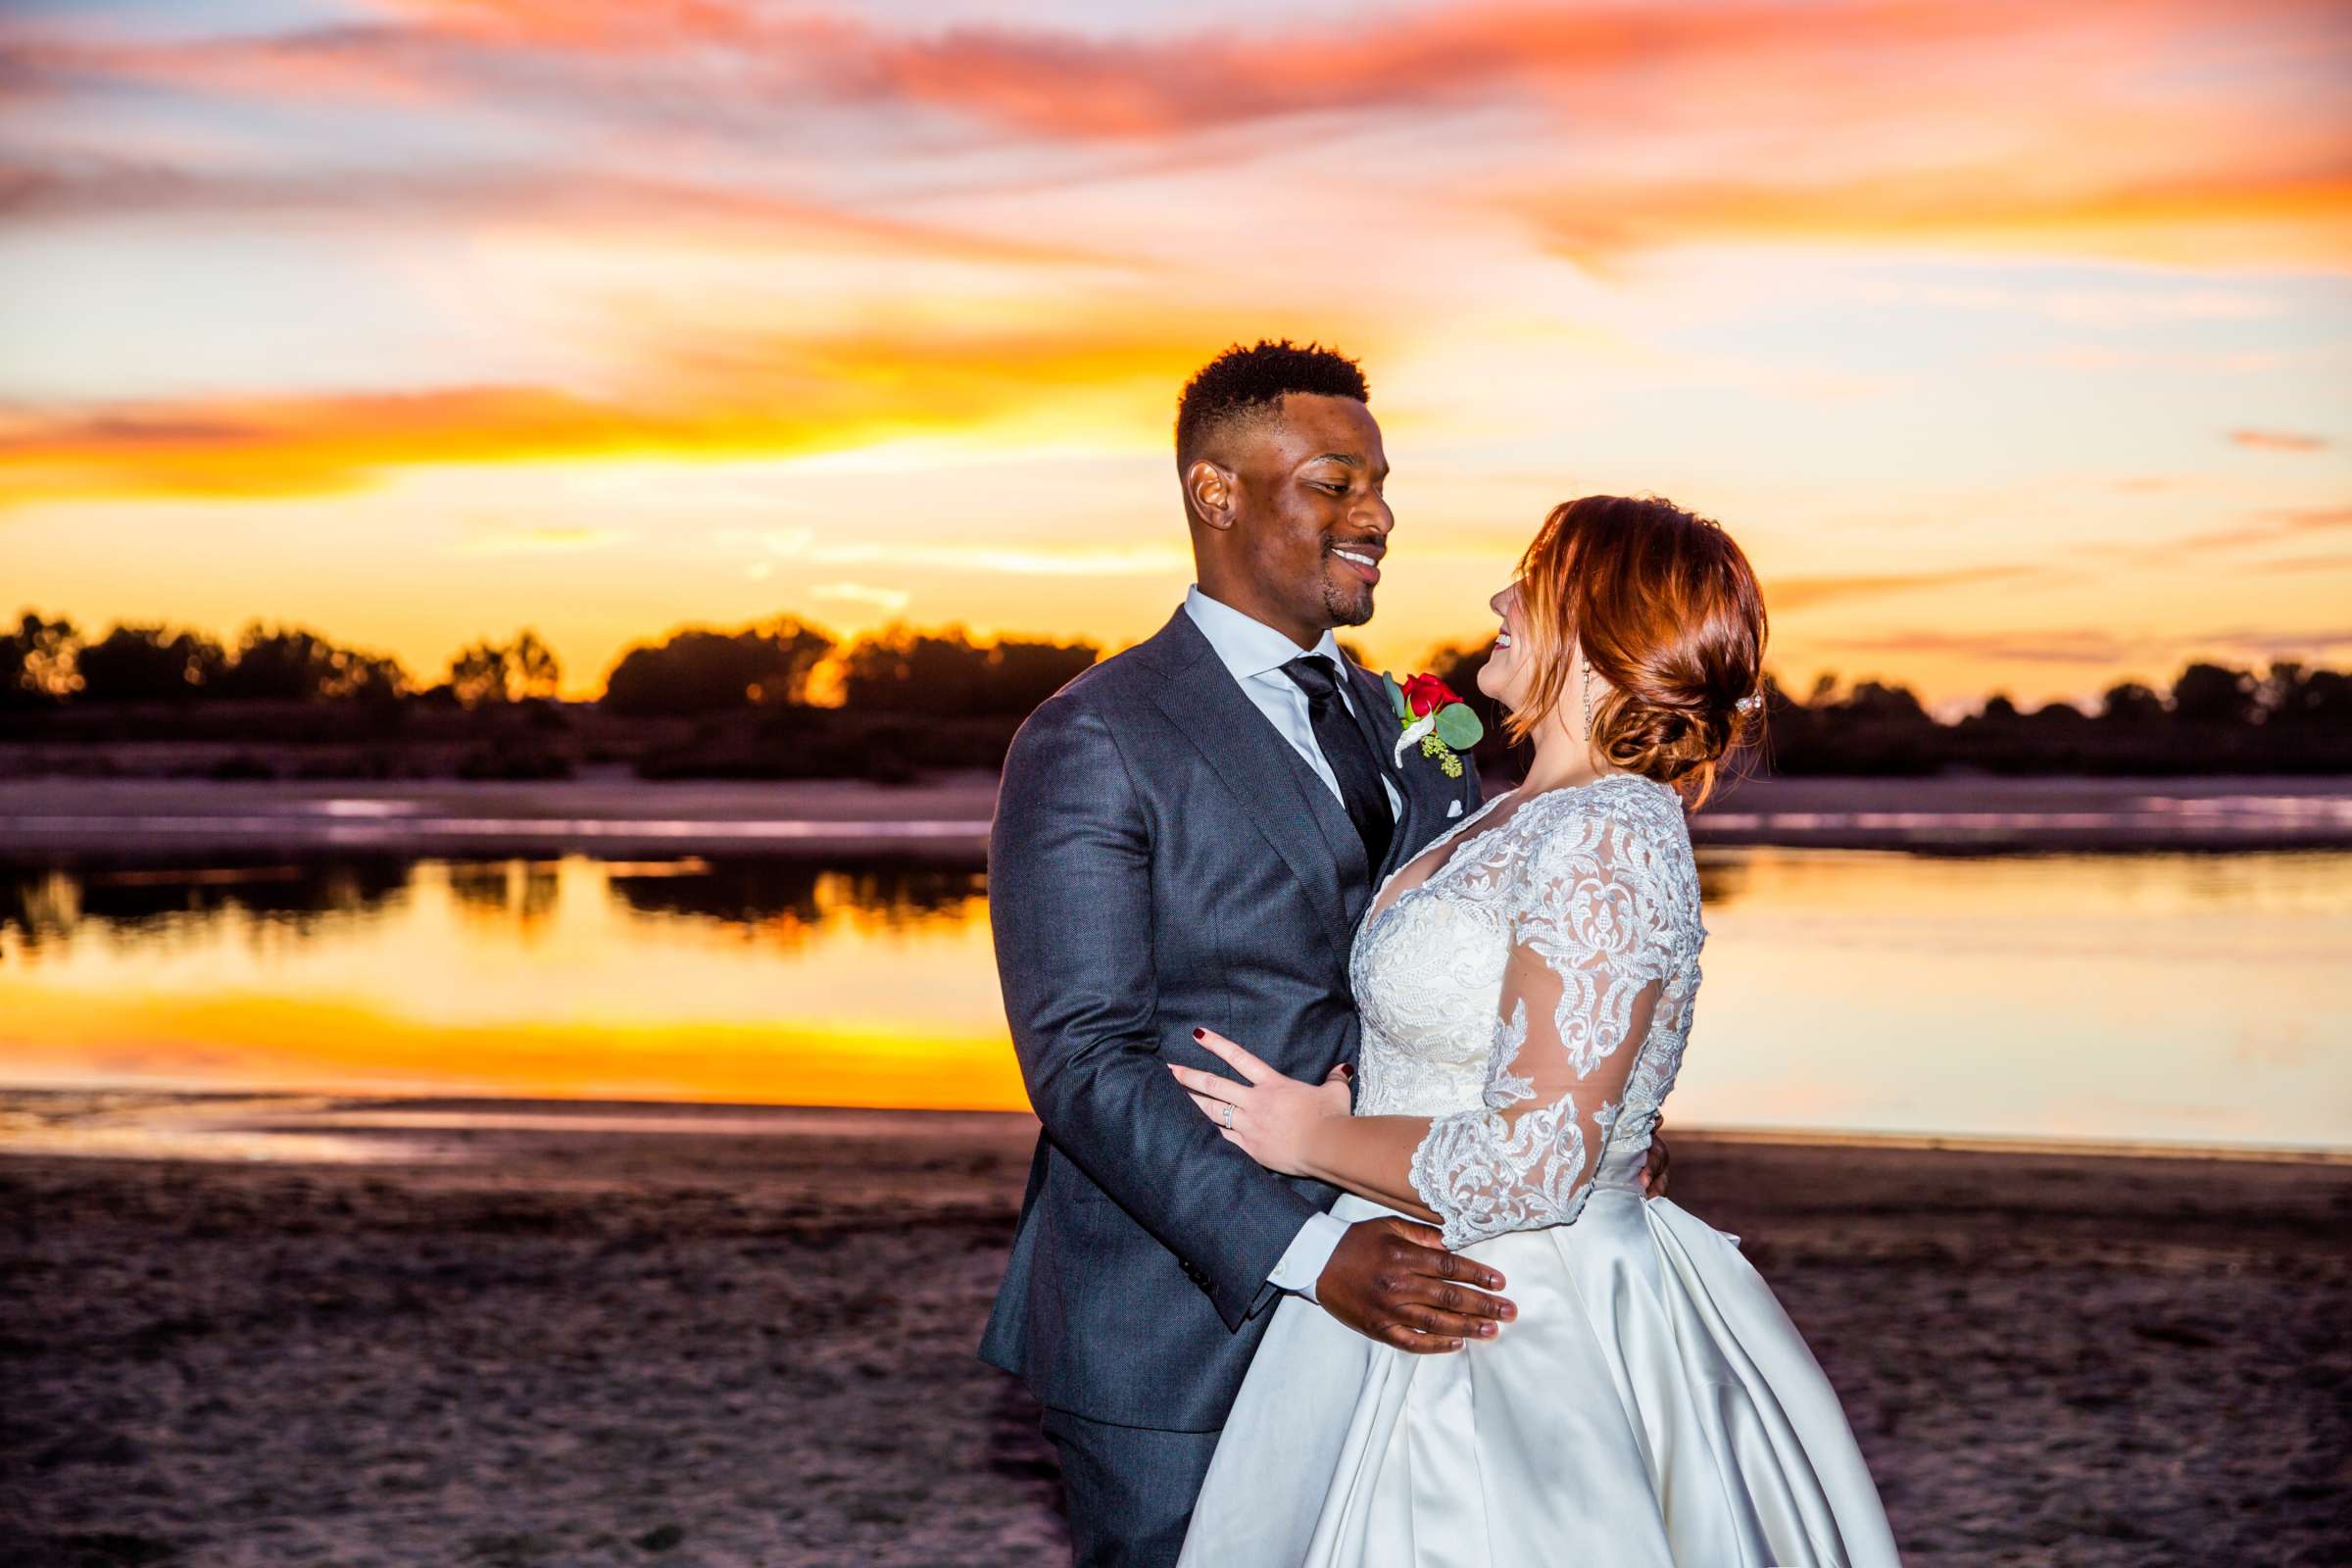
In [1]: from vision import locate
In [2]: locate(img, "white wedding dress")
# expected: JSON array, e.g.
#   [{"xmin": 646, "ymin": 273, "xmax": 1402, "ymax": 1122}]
[{"xmin": 1178, "ymin": 774, "xmax": 1901, "ymax": 1567}]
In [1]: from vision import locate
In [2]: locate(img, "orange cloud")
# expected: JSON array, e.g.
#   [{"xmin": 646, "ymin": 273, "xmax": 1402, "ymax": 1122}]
[
  {"xmin": 2184, "ymin": 505, "xmax": 2352, "ymax": 548},
  {"xmin": 1825, "ymin": 623, "xmax": 2352, "ymax": 665},
  {"xmin": 8, "ymin": 1, "xmax": 2340, "ymax": 271},
  {"xmin": 850, "ymin": 2, "xmax": 2054, "ymax": 139},
  {"xmin": 1769, "ymin": 565, "xmax": 2044, "ymax": 612},
  {"xmin": 1824, "ymin": 627, "xmax": 2140, "ymax": 665},
  {"xmin": 0, "ymin": 318, "xmax": 1250, "ymax": 509},
  {"xmin": 0, "ymin": 386, "xmax": 649, "ymax": 506},
  {"xmin": 0, "ymin": 159, "xmax": 1129, "ymax": 274},
  {"xmin": 1516, "ymin": 168, "xmax": 2352, "ymax": 272},
  {"xmin": 2240, "ymin": 550, "xmax": 2352, "ymax": 574},
  {"xmin": 349, "ymin": 1, "xmax": 2342, "ymax": 147},
  {"xmin": 0, "ymin": 23, "xmax": 459, "ymax": 106},
  {"xmin": 2229, "ymin": 428, "xmax": 2332, "ymax": 452}
]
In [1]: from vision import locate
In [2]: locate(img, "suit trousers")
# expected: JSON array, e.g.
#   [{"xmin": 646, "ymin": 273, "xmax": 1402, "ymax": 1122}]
[{"xmin": 1042, "ymin": 1406, "xmax": 1223, "ymax": 1568}]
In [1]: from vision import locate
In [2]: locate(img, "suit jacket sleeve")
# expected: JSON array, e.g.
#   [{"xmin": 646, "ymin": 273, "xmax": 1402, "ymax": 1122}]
[{"xmin": 990, "ymin": 694, "xmax": 1321, "ymax": 1331}]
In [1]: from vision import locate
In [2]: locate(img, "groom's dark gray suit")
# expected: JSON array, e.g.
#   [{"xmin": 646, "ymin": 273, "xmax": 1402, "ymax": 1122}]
[{"xmin": 980, "ymin": 604, "xmax": 1481, "ymax": 1563}]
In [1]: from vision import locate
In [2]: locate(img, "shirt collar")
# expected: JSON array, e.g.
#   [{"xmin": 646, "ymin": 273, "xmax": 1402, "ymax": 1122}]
[{"xmin": 1184, "ymin": 585, "xmax": 1349, "ymax": 686}]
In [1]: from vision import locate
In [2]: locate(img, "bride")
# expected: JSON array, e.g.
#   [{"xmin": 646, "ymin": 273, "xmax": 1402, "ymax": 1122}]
[{"xmin": 1168, "ymin": 495, "xmax": 1901, "ymax": 1566}]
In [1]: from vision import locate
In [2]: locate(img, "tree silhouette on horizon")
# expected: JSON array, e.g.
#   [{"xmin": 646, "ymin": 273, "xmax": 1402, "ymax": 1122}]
[
  {"xmin": 448, "ymin": 629, "xmax": 561, "ymax": 708},
  {"xmin": 5, "ymin": 604, "xmax": 2347, "ymax": 776},
  {"xmin": 601, "ymin": 617, "xmax": 834, "ymax": 716}
]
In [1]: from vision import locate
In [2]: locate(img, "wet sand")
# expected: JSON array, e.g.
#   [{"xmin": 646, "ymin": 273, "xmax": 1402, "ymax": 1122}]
[{"xmin": 2, "ymin": 1092, "xmax": 2347, "ymax": 1567}]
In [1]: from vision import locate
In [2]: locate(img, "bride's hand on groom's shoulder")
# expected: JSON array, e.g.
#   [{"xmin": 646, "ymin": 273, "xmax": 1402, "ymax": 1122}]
[{"xmin": 1168, "ymin": 1028, "xmax": 1349, "ymax": 1178}]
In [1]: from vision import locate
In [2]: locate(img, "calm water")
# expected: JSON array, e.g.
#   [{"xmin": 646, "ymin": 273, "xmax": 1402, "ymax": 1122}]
[{"xmin": 2, "ymin": 849, "xmax": 2346, "ymax": 1152}]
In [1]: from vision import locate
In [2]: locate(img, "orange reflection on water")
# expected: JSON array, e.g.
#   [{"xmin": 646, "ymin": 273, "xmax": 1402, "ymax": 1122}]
[
  {"xmin": 1, "ymin": 849, "xmax": 2348, "ymax": 1149},
  {"xmin": 1680, "ymin": 849, "xmax": 2352, "ymax": 1151},
  {"xmin": 0, "ymin": 856, "xmax": 1031, "ymax": 1112}
]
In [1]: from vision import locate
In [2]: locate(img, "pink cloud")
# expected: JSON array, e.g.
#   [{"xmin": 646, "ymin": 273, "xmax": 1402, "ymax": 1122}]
[
  {"xmin": 2228, "ymin": 428, "xmax": 2331, "ymax": 452},
  {"xmin": 4, "ymin": 1, "xmax": 2341, "ymax": 270}
]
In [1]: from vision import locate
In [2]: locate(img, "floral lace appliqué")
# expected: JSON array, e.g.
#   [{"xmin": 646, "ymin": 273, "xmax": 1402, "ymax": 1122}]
[{"xmin": 1352, "ymin": 776, "xmax": 1704, "ymax": 1250}]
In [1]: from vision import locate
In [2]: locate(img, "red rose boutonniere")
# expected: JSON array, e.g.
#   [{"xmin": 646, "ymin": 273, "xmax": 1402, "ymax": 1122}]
[{"xmin": 1381, "ymin": 670, "xmax": 1485, "ymax": 779}]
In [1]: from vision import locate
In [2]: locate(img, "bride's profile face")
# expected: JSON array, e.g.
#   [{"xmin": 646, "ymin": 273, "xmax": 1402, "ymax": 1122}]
[{"xmin": 1476, "ymin": 582, "xmax": 1534, "ymax": 712}]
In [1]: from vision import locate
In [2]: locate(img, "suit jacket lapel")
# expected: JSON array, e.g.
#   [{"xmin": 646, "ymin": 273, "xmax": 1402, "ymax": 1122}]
[
  {"xmin": 1345, "ymin": 660, "xmax": 1419, "ymax": 883},
  {"xmin": 1269, "ymin": 733, "xmax": 1372, "ymax": 915},
  {"xmin": 1144, "ymin": 612, "xmax": 1353, "ymax": 945}
]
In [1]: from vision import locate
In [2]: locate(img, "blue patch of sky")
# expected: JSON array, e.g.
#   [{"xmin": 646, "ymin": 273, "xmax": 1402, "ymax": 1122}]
[
  {"xmin": 15, "ymin": 70, "xmax": 576, "ymax": 181},
  {"xmin": 0, "ymin": 221, "xmax": 550, "ymax": 402},
  {"xmin": 6, "ymin": 0, "xmax": 377, "ymax": 43}
]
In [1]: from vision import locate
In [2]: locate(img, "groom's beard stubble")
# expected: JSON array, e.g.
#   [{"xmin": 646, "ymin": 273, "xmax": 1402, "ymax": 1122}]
[
  {"xmin": 1325, "ymin": 584, "xmax": 1375, "ymax": 628},
  {"xmin": 1321, "ymin": 549, "xmax": 1378, "ymax": 629}
]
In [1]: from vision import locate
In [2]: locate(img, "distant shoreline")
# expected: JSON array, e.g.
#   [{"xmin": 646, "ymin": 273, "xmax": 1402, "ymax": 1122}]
[
  {"xmin": 3, "ymin": 770, "xmax": 2349, "ymax": 855},
  {"xmin": 3, "ymin": 1088, "xmax": 2344, "ymax": 1165}
]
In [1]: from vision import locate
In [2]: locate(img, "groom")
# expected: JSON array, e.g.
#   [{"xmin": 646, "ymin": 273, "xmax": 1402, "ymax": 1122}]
[{"xmin": 979, "ymin": 341, "xmax": 1517, "ymax": 1565}]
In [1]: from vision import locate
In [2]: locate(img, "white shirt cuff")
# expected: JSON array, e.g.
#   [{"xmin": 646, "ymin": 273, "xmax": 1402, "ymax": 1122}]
[{"xmin": 1266, "ymin": 1209, "xmax": 1349, "ymax": 1303}]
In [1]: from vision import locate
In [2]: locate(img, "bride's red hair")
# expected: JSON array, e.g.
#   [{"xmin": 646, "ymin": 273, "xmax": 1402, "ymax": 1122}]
[{"xmin": 1505, "ymin": 495, "xmax": 1767, "ymax": 808}]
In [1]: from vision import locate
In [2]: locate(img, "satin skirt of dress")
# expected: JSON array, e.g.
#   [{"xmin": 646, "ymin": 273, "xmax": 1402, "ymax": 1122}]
[{"xmin": 1176, "ymin": 1190, "xmax": 1902, "ymax": 1568}]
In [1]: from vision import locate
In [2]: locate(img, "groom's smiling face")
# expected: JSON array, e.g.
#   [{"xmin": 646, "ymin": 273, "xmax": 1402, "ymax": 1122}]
[{"xmin": 1198, "ymin": 393, "xmax": 1394, "ymax": 649}]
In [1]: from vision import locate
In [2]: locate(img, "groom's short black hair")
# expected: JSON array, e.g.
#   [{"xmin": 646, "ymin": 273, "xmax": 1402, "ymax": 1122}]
[{"xmin": 1176, "ymin": 339, "xmax": 1368, "ymax": 467}]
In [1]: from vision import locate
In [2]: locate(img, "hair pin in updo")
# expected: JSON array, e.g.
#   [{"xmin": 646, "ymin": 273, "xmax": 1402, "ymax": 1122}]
[{"xmin": 1735, "ymin": 692, "xmax": 1765, "ymax": 715}]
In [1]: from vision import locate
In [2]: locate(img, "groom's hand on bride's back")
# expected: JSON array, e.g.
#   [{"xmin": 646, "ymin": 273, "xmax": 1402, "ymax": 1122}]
[
  {"xmin": 1316, "ymin": 1217, "xmax": 1515, "ymax": 1353},
  {"xmin": 1642, "ymin": 1123, "xmax": 1671, "ymax": 1199}
]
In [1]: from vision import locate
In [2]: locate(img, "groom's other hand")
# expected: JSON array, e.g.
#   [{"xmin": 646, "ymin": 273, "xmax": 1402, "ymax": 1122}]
[
  {"xmin": 1642, "ymin": 1123, "xmax": 1671, "ymax": 1198},
  {"xmin": 1316, "ymin": 1217, "xmax": 1514, "ymax": 1353}
]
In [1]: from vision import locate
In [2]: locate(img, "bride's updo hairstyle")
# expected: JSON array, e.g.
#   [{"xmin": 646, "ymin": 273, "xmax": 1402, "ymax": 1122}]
[{"xmin": 1505, "ymin": 494, "xmax": 1767, "ymax": 807}]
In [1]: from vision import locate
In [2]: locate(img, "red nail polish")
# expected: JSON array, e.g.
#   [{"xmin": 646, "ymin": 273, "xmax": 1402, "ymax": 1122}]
[
  {"xmin": 1192, "ymin": 1027, "xmax": 1204, "ymax": 1041},
  {"xmin": 1339, "ymin": 1063, "xmax": 1354, "ymax": 1078}
]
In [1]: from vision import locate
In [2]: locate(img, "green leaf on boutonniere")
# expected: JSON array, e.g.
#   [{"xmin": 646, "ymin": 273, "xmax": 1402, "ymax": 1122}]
[
  {"xmin": 1381, "ymin": 670, "xmax": 1407, "ymax": 719},
  {"xmin": 1434, "ymin": 702, "xmax": 1484, "ymax": 751}
]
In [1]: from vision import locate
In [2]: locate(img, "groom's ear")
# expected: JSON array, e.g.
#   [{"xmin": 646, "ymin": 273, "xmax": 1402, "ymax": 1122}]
[{"xmin": 1184, "ymin": 459, "xmax": 1238, "ymax": 531}]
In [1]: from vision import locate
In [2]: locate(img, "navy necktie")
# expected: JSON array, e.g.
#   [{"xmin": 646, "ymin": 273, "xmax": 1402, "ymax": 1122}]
[{"xmin": 1280, "ymin": 655, "xmax": 1396, "ymax": 876}]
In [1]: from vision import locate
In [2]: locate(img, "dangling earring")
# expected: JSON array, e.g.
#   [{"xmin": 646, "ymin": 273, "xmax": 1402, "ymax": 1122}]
[{"xmin": 1577, "ymin": 649, "xmax": 1597, "ymax": 743}]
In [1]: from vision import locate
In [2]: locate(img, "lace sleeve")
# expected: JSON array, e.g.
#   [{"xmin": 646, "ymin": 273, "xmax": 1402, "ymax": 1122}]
[{"xmin": 1407, "ymin": 796, "xmax": 1675, "ymax": 1249}]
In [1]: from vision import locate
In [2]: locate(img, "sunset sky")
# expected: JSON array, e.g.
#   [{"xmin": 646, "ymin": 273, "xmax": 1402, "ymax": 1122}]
[{"xmin": 3, "ymin": 0, "xmax": 2347, "ymax": 707}]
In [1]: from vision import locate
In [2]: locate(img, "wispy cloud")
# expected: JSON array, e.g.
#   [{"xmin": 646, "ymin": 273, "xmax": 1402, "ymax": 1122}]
[
  {"xmin": 2239, "ymin": 550, "xmax": 2352, "ymax": 574},
  {"xmin": 1525, "ymin": 169, "xmax": 2352, "ymax": 271},
  {"xmin": 0, "ymin": 158, "xmax": 1131, "ymax": 272},
  {"xmin": 808, "ymin": 581, "xmax": 913, "ymax": 612},
  {"xmin": 1824, "ymin": 627, "xmax": 2137, "ymax": 665},
  {"xmin": 2184, "ymin": 504, "xmax": 2352, "ymax": 548},
  {"xmin": 2188, "ymin": 625, "xmax": 2352, "ymax": 657},
  {"xmin": 456, "ymin": 522, "xmax": 631, "ymax": 554},
  {"xmin": 10, "ymin": 1, "xmax": 2344, "ymax": 270},
  {"xmin": 0, "ymin": 314, "xmax": 1241, "ymax": 508},
  {"xmin": 2228, "ymin": 428, "xmax": 2331, "ymax": 452},
  {"xmin": 1826, "ymin": 624, "xmax": 2352, "ymax": 665},
  {"xmin": 1769, "ymin": 565, "xmax": 2042, "ymax": 612},
  {"xmin": 0, "ymin": 386, "xmax": 637, "ymax": 506},
  {"xmin": 727, "ymin": 527, "xmax": 1190, "ymax": 579}
]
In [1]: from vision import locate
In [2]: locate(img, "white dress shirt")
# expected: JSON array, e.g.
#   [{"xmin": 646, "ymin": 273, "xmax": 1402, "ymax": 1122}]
[
  {"xmin": 1183, "ymin": 585, "xmax": 1397, "ymax": 1302},
  {"xmin": 1183, "ymin": 586, "xmax": 1403, "ymax": 821}
]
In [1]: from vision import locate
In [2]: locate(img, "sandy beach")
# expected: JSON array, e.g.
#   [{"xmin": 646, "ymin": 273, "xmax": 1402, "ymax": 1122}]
[{"xmin": 2, "ymin": 1092, "xmax": 2346, "ymax": 1567}]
